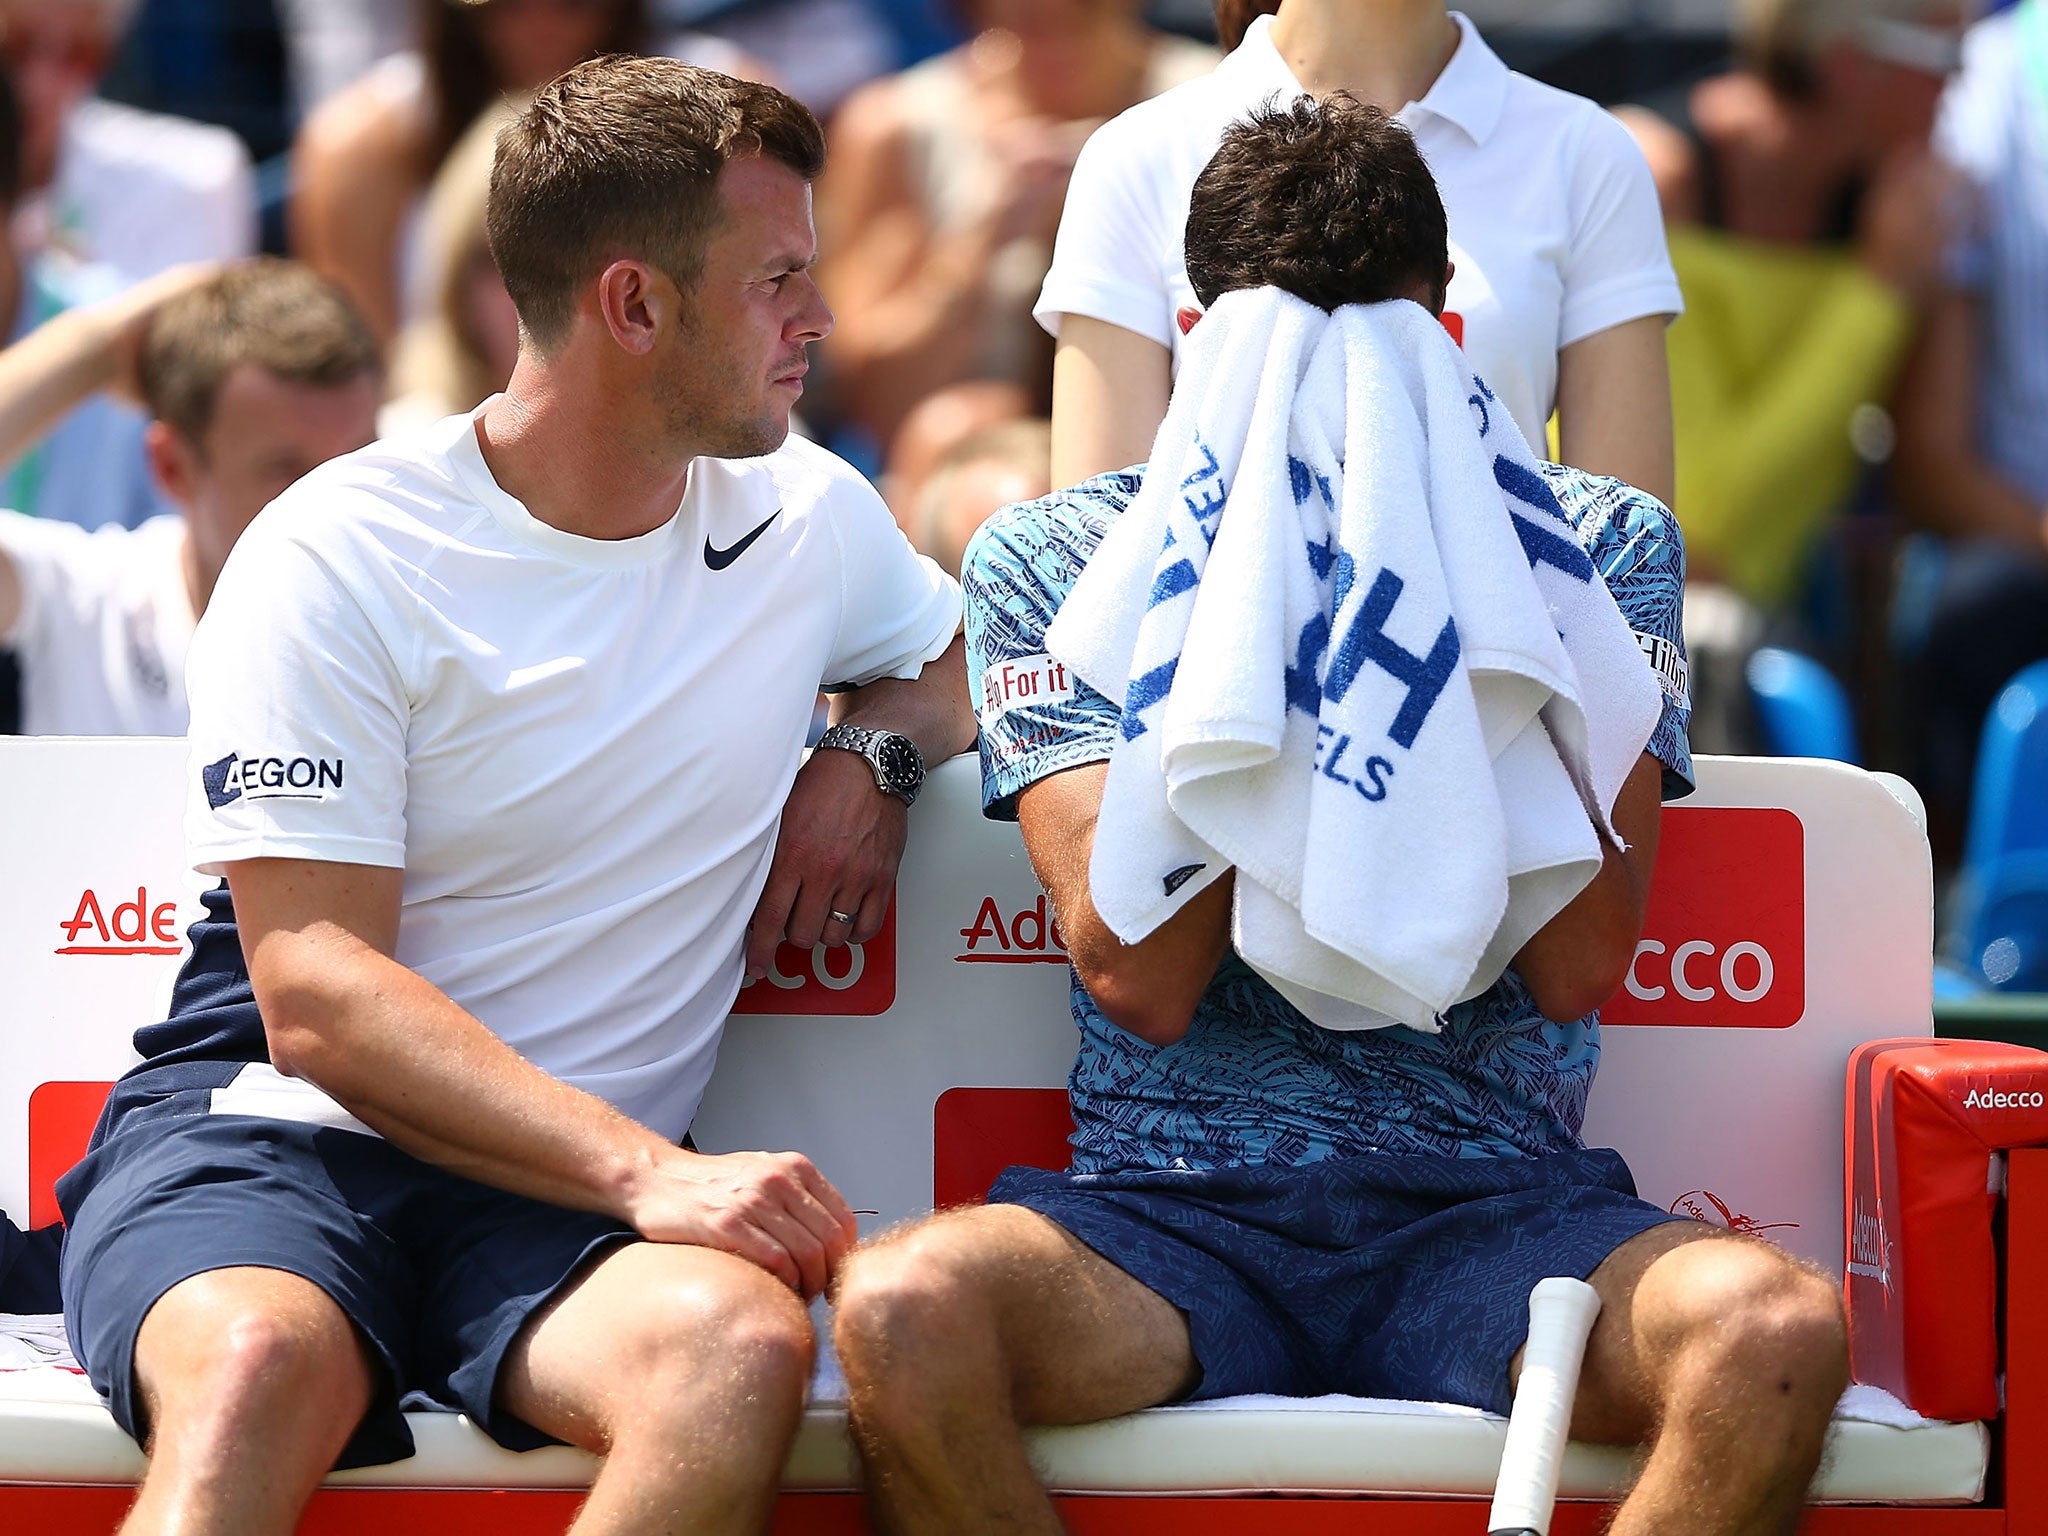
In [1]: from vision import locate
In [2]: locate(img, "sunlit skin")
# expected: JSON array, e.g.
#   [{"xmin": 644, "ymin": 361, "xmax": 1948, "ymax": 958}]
[{"xmin": 657, "ymin": 156, "xmax": 835, "ymax": 463}]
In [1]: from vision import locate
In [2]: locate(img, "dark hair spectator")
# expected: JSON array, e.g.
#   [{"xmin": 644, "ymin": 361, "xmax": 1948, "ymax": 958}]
[
  {"xmin": 1616, "ymin": 0, "xmax": 1961, "ymax": 752},
  {"xmin": 1185, "ymin": 97, "xmax": 1446, "ymax": 315},
  {"xmin": 488, "ymin": 55, "xmax": 824, "ymax": 347}
]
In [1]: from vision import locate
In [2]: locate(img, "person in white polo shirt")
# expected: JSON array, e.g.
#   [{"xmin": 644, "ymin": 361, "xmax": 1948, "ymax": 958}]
[
  {"xmin": 58, "ymin": 57, "xmax": 973, "ymax": 1536},
  {"xmin": 0, "ymin": 260, "xmax": 381, "ymax": 735},
  {"xmin": 1040, "ymin": 0, "xmax": 1681, "ymax": 504}
]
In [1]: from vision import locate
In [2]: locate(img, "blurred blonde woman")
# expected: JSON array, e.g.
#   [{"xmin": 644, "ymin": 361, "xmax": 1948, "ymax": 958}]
[
  {"xmin": 1042, "ymin": 0, "xmax": 1681, "ymax": 503},
  {"xmin": 381, "ymin": 100, "xmax": 522, "ymax": 433}
]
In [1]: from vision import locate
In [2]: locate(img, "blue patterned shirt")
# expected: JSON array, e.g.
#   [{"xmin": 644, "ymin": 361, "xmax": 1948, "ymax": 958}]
[{"xmin": 962, "ymin": 462, "xmax": 1691, "ymax": 1173}]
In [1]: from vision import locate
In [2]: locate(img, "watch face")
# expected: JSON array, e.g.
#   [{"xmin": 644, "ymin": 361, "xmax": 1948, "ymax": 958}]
[{"xmin": 876, "ymin": 735, "xmax": 922, "ymax": 791}]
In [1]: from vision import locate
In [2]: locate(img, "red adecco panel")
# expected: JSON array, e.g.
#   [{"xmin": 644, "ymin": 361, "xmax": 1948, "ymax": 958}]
[
  {"xmin": 729, "ymin": 895, "xmax": 898, "ymax": 1016},
  {"xmin": 1602, "ymin": 807, "xmax": 1805, "ymax": 1029}
]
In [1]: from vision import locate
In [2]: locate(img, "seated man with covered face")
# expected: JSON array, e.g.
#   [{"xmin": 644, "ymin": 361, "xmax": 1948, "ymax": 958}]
[{"xmin": 830, "ymin": 95, "xmax": 1847, "ymax": 1536}]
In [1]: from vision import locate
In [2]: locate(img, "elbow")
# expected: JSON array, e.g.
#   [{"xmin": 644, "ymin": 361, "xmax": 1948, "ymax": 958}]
[
  {"xmin": 1521, "ymin": 951, "xmax": 1633, "ymax": 1025},
  {"xmin": 252, "ymin": 971, "xmax": 349, "ymax": 1087},
  {"xmin": 1076, "ymin": 961, "xmax": 1197, "ymax": 1048}
]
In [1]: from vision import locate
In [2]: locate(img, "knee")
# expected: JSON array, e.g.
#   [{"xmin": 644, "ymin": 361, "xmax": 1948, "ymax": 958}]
[
  {"xmin": 1654, "ymin": 1241, "xmax": 1848, "ymax": 1410},
  {"xmin": 636, "ymin": 1262, "xmax": 815, "ymax": 1410},
  {"xmin": 832, "ymin": 1227, "xmax": 993, "ymax": 1392},
  {"xmin": 140, "ymin": 1282, "xmax": 367, "ymax": 1437}
]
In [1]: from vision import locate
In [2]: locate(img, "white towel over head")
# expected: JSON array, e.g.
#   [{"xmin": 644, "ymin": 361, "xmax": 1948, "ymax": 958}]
[{"xmin": 1044, "ymin": 287, "xmax": 1663, "ymax": 1031}]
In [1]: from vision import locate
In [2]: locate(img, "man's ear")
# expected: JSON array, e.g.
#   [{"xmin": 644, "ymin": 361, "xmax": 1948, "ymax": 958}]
[
  {"xmin": 1175, "ymin": 305, "xmax": 1202, "ymax": 335},
  {"xmin": 144, "ymin": 419, "xmax": 200, "ymax": 512},
  {"xmin": 594, "ymin": 259, "xmax": 673, "ymax": 357}
]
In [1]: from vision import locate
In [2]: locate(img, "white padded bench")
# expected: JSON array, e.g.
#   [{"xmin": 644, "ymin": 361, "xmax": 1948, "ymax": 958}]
[{"xmin": 0, "ymin": 739, "xmax": 1989, "ymax": 1516}]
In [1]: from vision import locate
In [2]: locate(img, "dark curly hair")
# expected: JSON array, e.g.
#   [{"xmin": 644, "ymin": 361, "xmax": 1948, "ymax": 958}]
[{"xmin": 1183, "ymin": 95, "xmax": 1448, "ymax": 316}]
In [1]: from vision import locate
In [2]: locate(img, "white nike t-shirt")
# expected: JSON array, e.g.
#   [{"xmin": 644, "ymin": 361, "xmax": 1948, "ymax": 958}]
[
  {"xmin": 0, "ymin": 510, "xmax": 194, "ymax": 735},
  {"xmin": 185, "ymin": 405, "xmax": 961, "ymax": 1140},
  {"xmin": 1036, "ymin": 12, "xmax": 1681, "ymax": 452}
]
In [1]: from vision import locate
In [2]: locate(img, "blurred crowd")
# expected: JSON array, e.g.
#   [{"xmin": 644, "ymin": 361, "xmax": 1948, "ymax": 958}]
[{"xmin": 0, "ymin": 0, "xmax": 2042, "ymax": 974}]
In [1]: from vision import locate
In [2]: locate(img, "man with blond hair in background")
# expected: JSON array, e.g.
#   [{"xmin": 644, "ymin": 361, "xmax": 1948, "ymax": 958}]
[{"xmin": 56, "ymin": 57, "xmax": 970, "ymax": 1536}]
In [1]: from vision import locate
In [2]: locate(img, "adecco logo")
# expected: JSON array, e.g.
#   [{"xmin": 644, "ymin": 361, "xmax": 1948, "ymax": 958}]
[
  {"xmin": 731, "ymin": 895, "xmax": 896, "ymax": 1016},
  {"xmin": 55, "ymin": 886, "xmax": 183, "ymax": 956},
  {"xmin": 955, "ymin": 893, "xmax": 1069, "ymax": 965},
  {"xmin": 1961, "ymin": 1087, "xmax": 2047, "ymax": 1111},
  {"xmin": 1603, "ymin": 808, "xmax": 1805, "ymax": 1029}
]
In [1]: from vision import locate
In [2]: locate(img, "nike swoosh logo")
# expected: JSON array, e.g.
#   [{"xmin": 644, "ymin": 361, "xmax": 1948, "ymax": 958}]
[{"xmin": 704, "ymin": 510, "xmax": 780, "ymax": 570}]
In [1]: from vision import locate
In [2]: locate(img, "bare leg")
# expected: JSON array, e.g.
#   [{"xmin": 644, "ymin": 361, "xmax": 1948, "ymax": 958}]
[
  {"xmin": 1545, "ymin": 1223, "xmax": 1848, "ymax": 1536},
  {"xmin": 120, "ymin": 1266, "xmax": 377, "ymax": 1536},
  {"xmin": 832, "ymin": 1203, "xmax": 1198, "ymax": 1536},
  {"xmin": 496, "ymin": 1241, "xmax": 814, "ymax": 1536}
]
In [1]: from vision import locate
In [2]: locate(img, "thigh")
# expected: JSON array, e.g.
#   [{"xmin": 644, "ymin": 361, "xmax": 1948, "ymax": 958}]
[
  {"xmin": 1567, "ymin": 1219, "xmax": 1746, "ymax": 1443},
  {"xmin": 494, "ymin": 1239, "xmax": 809, "ymax": 1451},
  {"xmin": 1355, "ymin": 1163, "xmax": 1690, "ymax": 1416},
  {"xmin": 60, "ymin": 1116, "xmax": 417, "ymax": 1468},
  {"xmin": 856, "ymin": 1200, "xmax": 1199, "ymax": 1425},
  {"xmin": 399, "ymin": 1174, "xmax": 635, "ymax": 1452}
]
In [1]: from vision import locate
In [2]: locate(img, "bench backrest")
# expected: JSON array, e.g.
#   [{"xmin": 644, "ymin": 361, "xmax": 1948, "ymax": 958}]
[{"xmin": 1, "ymin": 739, "xmax": 1934, "ymax": 1274}]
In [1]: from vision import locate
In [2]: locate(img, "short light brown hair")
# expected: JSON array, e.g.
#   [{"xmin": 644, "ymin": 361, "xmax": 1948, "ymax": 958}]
[
  {"xmin": 140, "ymin": 259, "xmax": 381, "ymax": 443},
  {"xmin": 486, "ymin": 55, "xmax": 826, "ymax": 347}
]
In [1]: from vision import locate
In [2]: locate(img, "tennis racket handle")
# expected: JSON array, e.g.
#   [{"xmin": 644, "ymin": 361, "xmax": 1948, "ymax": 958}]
[{"xmin": 1486, "ymin": 1276, "xmax": 1604, "ymax": 1536}]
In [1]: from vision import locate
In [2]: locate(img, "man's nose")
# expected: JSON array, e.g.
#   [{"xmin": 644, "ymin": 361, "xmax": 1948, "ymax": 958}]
[{"xmin": 793, "ymin": 274, "xmax": 833, "ymax": 343}]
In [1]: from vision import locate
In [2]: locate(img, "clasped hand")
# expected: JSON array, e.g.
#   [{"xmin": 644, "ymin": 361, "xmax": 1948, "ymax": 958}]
[{"xmin": 629, "ymin": 1147, "xmax": 860, "ymax": 1300}]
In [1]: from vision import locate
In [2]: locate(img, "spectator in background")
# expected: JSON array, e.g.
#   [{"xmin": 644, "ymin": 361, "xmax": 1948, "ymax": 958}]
[
  {"xmin": 382, "ymin": 98, "xmax": 523, "ymax": 434},
  {"xmin": 0, "ymin": 0, "xmax": 257, "ymax": 285},
  {"xmin": 1041, "ymin": 0, "xmax": 1679, "ymax": 504},
  {"xmin": 1619, "ymin": 0, "xmax": 1958, "ymax": 747},
  {"xmin": 1891, "ymin": 0, "xmax": 2048, "ymax": 825},
  {"xmin": 0, "ymin": 56, "xmax": 169, "ymax": 532},
  {"xmin": 0, "ymin": 260, "xmax": 381, "ymax": 734},
  {"xmin": 816, "ymin": 0, "xmax": 1212, "ymax": 448},
  {"xmin": 274, "ymin": 0, "xmax": 415, "ymax": 116},
  {"xmin": 909, "ymin": 415, "xmax": 1049, "ymax": 578},
  {"xmin": 882, "ymin": 377, "xmax": 1033, "ymax": 531},
  {"xmin": 292, "ymin": 0, "xmax": 763, "ymax": 346}
]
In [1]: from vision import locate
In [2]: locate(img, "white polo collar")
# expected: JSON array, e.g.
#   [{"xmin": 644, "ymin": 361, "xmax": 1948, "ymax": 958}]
[{"xmin": 1224, "ymin": 11, "xmax": 1510, "ymax": 149}]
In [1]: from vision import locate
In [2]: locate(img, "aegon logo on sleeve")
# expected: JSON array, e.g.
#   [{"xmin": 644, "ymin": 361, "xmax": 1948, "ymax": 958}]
[{"xmin": 203, "ymin": 752, "xmax": 345, "ymax": 809}]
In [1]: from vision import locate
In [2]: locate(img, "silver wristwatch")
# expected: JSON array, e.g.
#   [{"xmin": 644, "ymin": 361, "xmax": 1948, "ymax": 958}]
[{"xmin": 816, "ymin": 724, "xmax": 925, "ymax": 806}]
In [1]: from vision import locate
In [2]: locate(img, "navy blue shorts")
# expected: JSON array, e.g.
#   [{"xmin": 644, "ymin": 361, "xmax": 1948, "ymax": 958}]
[
  {"xmin": 991, "ymin": 1147, "xmax": 1693, "ymax": 1415},
  {"xmin": 58, "ymin": 1110, "xmax": 634, "ymax": 1468}
]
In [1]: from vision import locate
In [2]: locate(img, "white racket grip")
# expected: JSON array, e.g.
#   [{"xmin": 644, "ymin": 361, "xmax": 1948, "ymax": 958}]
[{"xmin": 1486, "ymin": 1276, "xmax": 1604, "ymax": 1536}]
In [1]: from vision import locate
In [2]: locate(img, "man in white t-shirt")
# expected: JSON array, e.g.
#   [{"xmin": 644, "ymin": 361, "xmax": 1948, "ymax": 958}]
[
  {"xmin": 0, "ymin": 259, "xmax": 382, "ymax": 734},
  {"xmin": 58, "ymin": 57, "xmax": 972, "ymax": 1536}
]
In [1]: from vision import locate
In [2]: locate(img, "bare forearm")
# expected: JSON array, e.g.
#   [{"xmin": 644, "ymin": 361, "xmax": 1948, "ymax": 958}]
[
  {"xmin": 260, "ymin": 934, "xmax": 671, "ymax": 1219},
  {"xmin": 1019, "ymin": 761, "xmax": 1233, "ymax": 1044},
  {"xmin": 0, "ymin": 308, "xmax": 122, "ymax": 470},
  {"xmin": 1512, "ymin": 752, "xmax": 1664, "ymax": 1022},
  {"xmin": 828, "ymin": 631, "xmax": 977, "ymax": 764}
]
